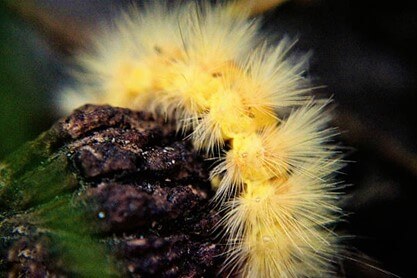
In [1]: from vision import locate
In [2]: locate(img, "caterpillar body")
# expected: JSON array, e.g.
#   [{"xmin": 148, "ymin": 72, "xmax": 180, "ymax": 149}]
[{"xmin": 60, "ymin": 1, "xmax": 343, "ymax": 277}]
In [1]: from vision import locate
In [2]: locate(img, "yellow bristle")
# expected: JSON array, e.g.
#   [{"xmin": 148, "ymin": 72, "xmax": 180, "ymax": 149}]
[
  {"xmin": 240, "ymin": 40, "xmax": 312, "ymax": 112},
  {"xmin": 59, "ymin": 2, "xmax": 345, "ymax": 277},
  {"xmin": 154, "ymin": 3, "xmax": 264, "ymax": 134},
  {"xmin": 59, "ymin": 3, "xmax": 186, "ymax": 113},
  {"xmin": 265, "ymin": 101, "xmax": 338, "ymax": 178},
  {"xmin": 223, "ymin": 160, "xmax": 342, "ymax": 276},
  {"xmin": 155, "ymin": 61, "xmax": 224, "ymax": 132},
  {"xmin": 212, "ymin": 101, "xmax": 337, "ymax": 201},
  {"xmin": 179, "ymin": 2, "xmax": 259, "ymax": 69},
  {"xmin": 229, "ymin": 133, "xmax": 279, "ymax": 181}
]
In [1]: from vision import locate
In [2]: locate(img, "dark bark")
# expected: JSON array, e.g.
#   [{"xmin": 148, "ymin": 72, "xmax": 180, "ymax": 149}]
[{"xmin": 0, "ymin": 105, "xmax": 224, "ymax": 277}]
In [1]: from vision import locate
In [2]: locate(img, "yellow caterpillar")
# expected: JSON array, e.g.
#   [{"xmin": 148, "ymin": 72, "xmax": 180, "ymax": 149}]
[{"xmin": 60, "ymin": 1, "xmax": 343, "ymax": 276}]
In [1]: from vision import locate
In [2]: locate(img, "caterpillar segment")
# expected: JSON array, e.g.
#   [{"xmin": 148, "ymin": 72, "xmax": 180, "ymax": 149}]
[{"xmin": 60, "ymin": 2, "xmax": 343, "ymax": 277}]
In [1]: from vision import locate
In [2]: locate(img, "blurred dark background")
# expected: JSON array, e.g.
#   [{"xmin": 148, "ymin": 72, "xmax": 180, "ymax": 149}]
[{"xmin": 0, "ymin": 0, "xmax": 416, "ymax": 277}]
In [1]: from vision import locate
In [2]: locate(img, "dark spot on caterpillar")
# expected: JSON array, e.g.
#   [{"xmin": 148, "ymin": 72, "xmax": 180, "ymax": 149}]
[
  {"xmin": 154, "ymin": 46, "xmax": 163, "ymax": 54},
  {"xmin": 247, "ymin": 107, "xmax": 255, "ymax": 118},
  {"xmin": 211, "ymin": 72, "xmax": 222, "ymax": 78}
]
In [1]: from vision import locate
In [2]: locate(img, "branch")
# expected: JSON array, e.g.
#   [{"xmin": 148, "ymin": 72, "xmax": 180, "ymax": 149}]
[{"xmin": 4, "ymin": 0, "xmax": 90, "ymax": 55}]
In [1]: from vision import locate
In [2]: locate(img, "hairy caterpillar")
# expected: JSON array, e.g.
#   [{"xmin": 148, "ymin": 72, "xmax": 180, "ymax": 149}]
[{"xmin": 60, "ymin": 1, "xmax": 343, "ymax": 276}]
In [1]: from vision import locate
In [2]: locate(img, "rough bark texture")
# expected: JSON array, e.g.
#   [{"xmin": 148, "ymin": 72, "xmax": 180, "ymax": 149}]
[{"xmin": 0, "ymin": 105, "xmax": 224, "ymax": 277}]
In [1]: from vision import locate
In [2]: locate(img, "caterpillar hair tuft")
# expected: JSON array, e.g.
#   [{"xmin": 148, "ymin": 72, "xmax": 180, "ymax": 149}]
[{"xmin": 60, "ymin": 1, "xmax": 344, "ymax": 276}]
